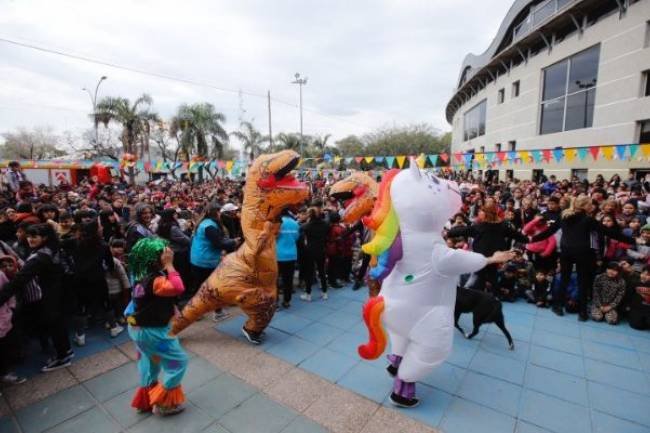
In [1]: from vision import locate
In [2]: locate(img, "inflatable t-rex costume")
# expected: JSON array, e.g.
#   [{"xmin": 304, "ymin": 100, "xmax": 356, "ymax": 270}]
[
  {"xmin": 329, "ymin": 172, "xmax": 380, "ymax": 296},
  {"xmin": 170, "ymin": 150, "xmax": 309, "ymax": 340}
]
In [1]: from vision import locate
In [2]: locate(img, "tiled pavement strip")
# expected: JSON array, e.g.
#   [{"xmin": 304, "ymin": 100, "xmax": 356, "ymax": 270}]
[{"xmin": 1, "ymin": 282, "xmax": 650, "ymax": 433}]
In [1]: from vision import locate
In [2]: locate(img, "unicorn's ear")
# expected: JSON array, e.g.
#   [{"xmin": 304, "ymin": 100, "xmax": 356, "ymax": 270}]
[{"xmin": 409, "ymin": 158, "xmax": 421, "ymax": 180}]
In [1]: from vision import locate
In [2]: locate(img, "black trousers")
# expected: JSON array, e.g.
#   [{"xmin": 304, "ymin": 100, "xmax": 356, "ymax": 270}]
[
  {"xmin": 557, "ymin": 251, "xmax": 596, "ymax": 316},
  {"xmin": 277, "ymin": 261, "xmax": 295, "ymax": 304},
  {"xmin": 356, "ymin": 253, "xmax": 371, "ymax": 283},
  {"xmin": 304, "ymin": 253, "xmax": 327, "ymax": 294},
  {"xmin": 190, "ymin": 265, "xmax": 214, "ymax": 295}
]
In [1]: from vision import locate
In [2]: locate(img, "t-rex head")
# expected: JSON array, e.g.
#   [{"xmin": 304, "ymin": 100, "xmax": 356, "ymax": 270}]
[
  {"xmin": 243, "ymin": 150, "xmax": 310, "ymax": 222},
  {"xmin": 329, "ymin": 172, "xmax": 378, "ymax": 224}
]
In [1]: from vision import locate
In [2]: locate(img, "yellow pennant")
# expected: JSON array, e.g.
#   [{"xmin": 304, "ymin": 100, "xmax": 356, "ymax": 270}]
[
  {"xmin": 565, "ymin": 149, "xmax": 577, "ymax": 162},
  {"xmin": 365, "ymin": 156, "xmax": 374, "ymax": 164},
  {"xmin": 416, "ymin": 153, "xmax": 426, "ymax": 168},
  {"xmin": 396, "ymin": 155, "xmax": 406, "ymax": 168},
  {"xmin": 519, "ymin": 150, "xmax": 530, "ymax": 163},
  {"xmin": 641, "ymin": 144, "xmax": 650, "ymax": 158},
  {"xmin": 601, "ymin": 146, "xmax": 615, "ymax": 160},
  {"xmin": 225, "ymin": 160, "xmax": 234, "ymax": 172}
]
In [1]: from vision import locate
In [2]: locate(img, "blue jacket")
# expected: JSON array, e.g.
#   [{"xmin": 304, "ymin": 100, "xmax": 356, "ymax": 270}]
[
  {"xmin": 276, "ymin": 216, "xmax": 300, "ymax": 262},
  {"xmin": 190, "ymin": 219, "xmax": 222, "ymax": 269}
]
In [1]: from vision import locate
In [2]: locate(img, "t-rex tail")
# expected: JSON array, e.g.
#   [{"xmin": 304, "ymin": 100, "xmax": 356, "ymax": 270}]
[
  {"xmin": 358, "ymin": 296, "xmax": 387, "ymax": 360},
  {"xmin": 169, "ymin": 281, "xmax": 220, "ymax": 336}
]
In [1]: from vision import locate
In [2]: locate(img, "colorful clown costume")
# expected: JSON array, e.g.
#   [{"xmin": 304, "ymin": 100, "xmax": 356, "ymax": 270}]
[{"xmin": 125, "ymin": 238, "xmax": 189, "ymax": 415}]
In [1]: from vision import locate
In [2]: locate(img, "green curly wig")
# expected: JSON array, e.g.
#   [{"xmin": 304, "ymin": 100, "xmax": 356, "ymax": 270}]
[{"xmin": 129, "ymin": 237, "xmax": 169, "ymax": 281}]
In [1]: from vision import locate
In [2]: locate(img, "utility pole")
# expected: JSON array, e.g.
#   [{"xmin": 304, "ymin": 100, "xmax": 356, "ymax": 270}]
[
  {"xmin": 291, "ymin": 72, "xmax": 308, "ymax": 157},
  {"xmin": 82, "ymin": 75, "xmax": 108, "ymax": 146},
  {"xmin": 267, "ymin": 90, "xmax": 273, "ymax": 152}
]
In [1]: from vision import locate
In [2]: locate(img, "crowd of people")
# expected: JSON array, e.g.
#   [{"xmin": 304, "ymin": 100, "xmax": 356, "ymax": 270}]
[{"xmin": 0, "ymin": 160, "xmax": 648, "ymax": 390}]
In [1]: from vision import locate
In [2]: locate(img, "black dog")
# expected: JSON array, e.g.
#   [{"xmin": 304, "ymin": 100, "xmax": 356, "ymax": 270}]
[{"xmin": 454, "ymin": 287, "xmax": 514, "ymax": 350}]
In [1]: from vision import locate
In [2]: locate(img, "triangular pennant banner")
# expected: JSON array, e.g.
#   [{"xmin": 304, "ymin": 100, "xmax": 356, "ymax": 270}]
[
  {"xmin": 485, "ymin": 152, "xmax": 495, "ymax": 163},
  {"xmin": 615, "ymin": 145, "xmax": 627, "ymax": 160},
  {"xmin": 225, "ymin": 160, "xmax": 234, "ymax": 172},
  {"xmin": 385, "ymin": 156, "xmax": 395, "ymax": 167},
  {"xmin": 364, "ymin": 156, "xmax": 374, "ymax": 164},
  {"xmin": 565, "ymin": 149, "xmax": 577, "ymax": 162},
  {"xmin": 589, "ymin": 146, "xmax": 600, "ymax": 160},
  {"xmin": 416, "ymin": 154, "xmax": 426, "ymax": 169},
  {"xmin": 463, "ymin": 153, "xmax": 473, "ymax": 167},
  {"xmin": 601, "ymin": 146, "xmax": 615, "ymax": 160},
  {"xmin": 641, "ymin": 144, "xmax": 650, "ymax": 157},
  {"xmin": 428, "ymin": 154, "xmax": 438, "ymax": 166},
  {"xmin": 519, "ymin": 151, "xmax": 530, "ymax": 163},
  {"xmin": 553, "ymin": 148, "xmax": 564, "ymax": 162},
  {"xmin": 345, "ymin": 157, "xmax": 353, "ymax": 164},
  {"xmin": 374, "ymin": 156, "xmax": 385, "ymax": 163},
  {"xmin": 542, "ymin": 149, "xmax": 552, "ymax": 162},
  {"xmin": 454, "ymin": 152, "xmax": 463, "ymax": 163},
  {"xmin": 577, "ymin": 148, "xmax": 588, "ymax": 161},
  {"xmin": 629, "ymin": 144, "xmax": 639, "ymax": 158},
  {"xmin": 532, "ymin": 150, "xmax": 543, "ymax": 163},
  {"xmin": 355, "ymin": 157, "xmax": 364, "ymax": 164},
  {"xmin": 439, "ymin": 153, "xmax": 449, "ymax": 163},
  {"xmin": 396, "ymin": 155, "xmax": 406, "ymax": 168},
  {"xmin": 497, "ymin": 152, "xmax": 507, "ymax": 162}
]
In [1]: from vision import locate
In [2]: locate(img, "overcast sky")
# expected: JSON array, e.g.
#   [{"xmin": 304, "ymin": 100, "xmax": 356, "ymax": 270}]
[{"xmin": 0, "ymin": 0, "xmax": 512, "ymax": 150}]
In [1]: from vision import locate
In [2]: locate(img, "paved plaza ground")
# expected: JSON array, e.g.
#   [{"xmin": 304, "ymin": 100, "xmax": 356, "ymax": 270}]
[{"xmin": 1, "ymin": 283, "xmax": 649, "ymax": 433}]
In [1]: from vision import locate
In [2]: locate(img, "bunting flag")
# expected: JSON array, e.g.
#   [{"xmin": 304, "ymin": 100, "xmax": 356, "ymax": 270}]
[
  {"xmin": 463, "ymin": 153, "xmax": 473, "ymax": 167},
  {"xmin": 542, "ymin": 149, "xmax": 552, "ymax": 162},
  {"xmin": 532, "ymin": 150, "xmax": 543, "ymax": 163},
  {"xmin": 374, "ymin": 156, "xmax": 385, "ymax": 163},
  {"xmin": 641, "ymin": 144, "xmax": 650, "ymax": 158},
  {"xmin": 519, "ymin": 150, "xmax": 530, "ymax": 163},
  {"xmin": 428, "ymin": 154, "xmax": 438, "ymax": 166},
  {"xmin": 629, "ymin": 144, "xmax": 639, "ymax": 158},
  {"xmin": 385, "ymin": 156, "xmax": 395, "ymax": 168},
  {"xmin": 615, "ymin": 145, "xmax": 627, "ymax": 160},
  {"xmin": 601, "ymin": 146, "xmax": 615, "ymax": 160},
  {"xmin": 355, "ymin": 157, "xmax": 363, "ymax": 164},
  {"xmin": 396, "ymin": 155, "xmax": 407, "ymax": 168},
  {"xmin": 577, "ymin": 147, "xmax": 589, "ymax": 161},
  {"xmin": 364, "ymin": 156, "xmax": 374, "ymax": 164},
  {"xmin": 225, "ymin": 160, "xmax": 234, "ymax": 172},
  {"xmin": 439, "ymin": 153, "xmax": 449, "ymax": 163},
  {"xmin": 334, "ymin": 156, "xmax": 342, "ymax": 163},
  {"xmin": 217, "ymin": 160, "xmax": 226, "ymax": 169},
  {"xmin": 552, "ymin": 148, "xmax": 564, "ymax": 162},
  {"xmin": 454, "ymin": 152, "xmax": 463, "ymax": 163},
  {"xmin": 416, "ymin": 154, "xmax": 426, "ymax": 168},
  {"xmin": 345, "ymin": 157, "xmax": 353, "ymax": 164},
  {"xmin": 565, "ymin": 148, "xmax": 577, "ymax": 162},
  {"xmin": 589, "ymin": 146, "xmax": 600, "ymax": 160},
  {"xmin": 485, "ymin": 152, "xmax": 495, "ymax": 164},
  {"xmin": 497, "ymin": 151, "xmax": 507, "ymax": 162}
]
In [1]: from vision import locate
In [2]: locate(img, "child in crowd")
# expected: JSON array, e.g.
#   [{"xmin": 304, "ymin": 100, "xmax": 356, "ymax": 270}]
[
  {"xmin": 496, "ymin": 264, "xmax": 518, "ymax": 302},
  {"xmin": 0, "ymin": 255, "xmax": 26, "ymax": 385},
  {"xmin": 628, "ymin": 266, "xmax": 650, "ymax": 330},
  {"xmin": 125, "ymin": 237, "xmax": 188, "ymax": 416},
  {"xmin": 628, "ymin": 224, "xmax": 650, "ymax": 270},
  {"xmin": 531, "ymin": 271, "xmax": 550, "ymax": 307},
  {"xmin": 591, "ymin": 262, "xmax": 626, "ymax": 324},
  {"xmin": 106, "ymin": 242, "xmax": 131, "ymax": 327}
]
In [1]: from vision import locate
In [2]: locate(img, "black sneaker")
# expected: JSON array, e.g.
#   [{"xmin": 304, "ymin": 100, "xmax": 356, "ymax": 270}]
[
  {"xmin": 386, "ymin": 364, "xmax": 398, "ymax": 377},
  {"xmin": 552, "ymin": 306, "xmax": 564, "ymax": 317},
  {"xmin": 282, "ymin": 301, "xmax": 291, "ymax": 309},
  {"xmin": 41, "ymin": 357, "xmax": 72, "ymax": 372},
  {"xmin": 241, "ymin": 327, "xmax": 262, "ymax": 345},
  {"xmin": 389, "ymin": 392, "xmax": 419, "ymax": 408},
  {"xmin": 578, "ymin": 312, "xmax": 589, "ymax": 322},
  {"xmin": 352, "ymin": 282, "xmax": 362, "ymax": 291}
]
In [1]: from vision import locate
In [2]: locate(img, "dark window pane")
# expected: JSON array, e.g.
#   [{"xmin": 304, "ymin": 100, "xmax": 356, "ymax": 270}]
[
  {"xmin": 533, "ymin": 1, "xmax": 555, "ymax": 26},
  {"xmin": 463, "ymin": 100, "xmax": 487, "ymax": 140},
  {"xmin": 568, "ymin": 46, "xmax": 600, "ymax": 94},
  {"xmin": 557, "ymin": 0, "xmax": 571, "ymax": 9},
  {"xmin": 639, "ymin": 121, "xmax": 650, "ymax": 143},
  {"xmin": 565, "ymin": 89, "xmax": 595, "ymax": 131},
  {"xmin": 540, "ymin": 97, "xmax": 565, "ymax": 134},
  {"xmin": 543, "ymin": 60, "xmax": 568, "ymax": 101},
  {"xmin": 479, "ymin": 100, "xmax": 486, "ymax": 135},
  {"xmin": 645, "ymin": 72, "xmax": 650, "ymax": 97}
]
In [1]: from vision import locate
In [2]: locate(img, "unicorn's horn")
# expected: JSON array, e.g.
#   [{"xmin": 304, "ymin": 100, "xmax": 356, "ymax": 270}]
[{"xmin": 409, "ymin": 158, "xmax": 421, "ymax": 179}]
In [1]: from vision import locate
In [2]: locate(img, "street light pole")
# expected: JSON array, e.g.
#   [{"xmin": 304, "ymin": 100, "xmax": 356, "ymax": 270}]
[
  {"xmin": 82, "ymin": 75, "xmax": 108, "ymax": 146},
  {"xmin": 291, "ymin": 73, "xmax": 308, "ymax": 157}
]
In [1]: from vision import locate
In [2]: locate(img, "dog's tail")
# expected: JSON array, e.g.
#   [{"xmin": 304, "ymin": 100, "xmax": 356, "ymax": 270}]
[{"xmin": 358, "ymin": 296, "xmax": 387, "ymax": 360}]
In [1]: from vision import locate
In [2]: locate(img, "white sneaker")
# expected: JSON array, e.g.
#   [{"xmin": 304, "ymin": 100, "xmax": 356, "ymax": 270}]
[
  {"xmin": 300, "ymin": 293, "xmax": 312, "ymax": 302},
  {"xmin": 110, "ymin": 325, "xmax": 124, "ymax": 338},
  {"xmin": 74, "ymin": 333, "xmax": 86, "ymax": 347},
  {"xmin": 321, "ymin": 292, "xmax": 329, "ymax": 300}
]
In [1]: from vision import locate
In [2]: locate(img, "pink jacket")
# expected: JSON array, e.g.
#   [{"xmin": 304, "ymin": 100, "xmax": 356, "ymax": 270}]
[{"xmin": 522, "ymin": 216, "xmax": 557, "ymax": 257}]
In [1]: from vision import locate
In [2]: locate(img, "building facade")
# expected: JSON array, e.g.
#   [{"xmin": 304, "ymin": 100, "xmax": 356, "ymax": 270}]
[{"xmin": 447, "ymin": 0, "xmax": 650, "ymax": 181}]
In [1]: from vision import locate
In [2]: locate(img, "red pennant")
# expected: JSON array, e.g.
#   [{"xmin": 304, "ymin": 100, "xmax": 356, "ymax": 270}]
[
  {"xmin": 439, "ymin": 153, "xmax": 449, "ymax": 163},
  {"xmin": 454, "ymin": 152, "xmax": 462, "ymax": 162},
  {"xmin": 497, "ymin": 152, "xmax": 507, "ymax": 161},
  {"xmin": 542, "ymin": 149, "xmax": 552, "ymax": 162},
  {"xmin": 589, "ymin": 146, "xmax": 600, "ymax": 160},
  {"xmin": 354, "ymin": 157, "xmax": 363, "ymax": 164}
]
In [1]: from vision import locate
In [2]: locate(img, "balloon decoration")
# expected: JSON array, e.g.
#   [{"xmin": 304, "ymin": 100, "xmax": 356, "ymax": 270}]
[
  {"xmin": 170, "ymin": 150, "xmax": 310, "ymax": 338},
  {"xmin": 357, "ymin": 161, "xmax": 497, "ymax": 407}
]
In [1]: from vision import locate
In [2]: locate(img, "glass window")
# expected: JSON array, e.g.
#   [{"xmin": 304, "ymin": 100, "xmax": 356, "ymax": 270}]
[
  {"xmin": 644, "ymin": 71, "xmax": 650, "ymax": 97},
  {"xmin": 543, "ymin": 60, "xmax": 568, "ymax": 100},
  {"xmin": 568, "ymin": 47, "xmax": 599, "ymax": 94},
  {"xmin": 496, "ymin": 143, "xmax": 502, "ymax": 152},
  {"xmin": 509, "ymin": 141, "xmax": 517, "ymax": 151},
  {"xmin": 498, "ymin": 88, "xmax": 505, "ymax": 104},
  {"xmin": 463, "ymin": 99, "xmax": 487, "ymax": 141},
  {"xmin": 512, "ymin": 81, "xmax": 520, "ymax": 98},
  {"xmin": 540, "ymin": 45, "xmax": 600, "ymax": 134},
  {"xmin": 640, "ymin": 120, "xmax": 650, "ymax": 143},
  {"xmin": 533, "ymin": 0, "xmax": 555, "ymax": 26},
  {"xmin": 540, "ymin": 98, "xmax": 565, "ymax": 134},
  {"xmin": 565, "ymin": 89, "xmax": 596, "ymax": 131}
]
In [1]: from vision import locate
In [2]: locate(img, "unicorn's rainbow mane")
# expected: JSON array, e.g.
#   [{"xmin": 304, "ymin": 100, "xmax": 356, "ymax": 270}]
[{"xmin": 361, "ymin": 169, "xmax": 402, "ymax": 281}]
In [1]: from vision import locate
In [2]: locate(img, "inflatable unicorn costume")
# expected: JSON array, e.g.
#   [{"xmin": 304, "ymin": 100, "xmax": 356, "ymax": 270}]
[{"xmin": 359, "ymin": 163, "xmax": 499, "ymax": 407}]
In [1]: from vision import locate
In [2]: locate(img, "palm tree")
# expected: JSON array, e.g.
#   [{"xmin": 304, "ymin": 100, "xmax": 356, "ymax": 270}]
[
  {"xmin": 274, "ymin": 132, "xmax": 302, "ymax": 152},
  {"xmin": 312, "ymin": 134, "xmax": 331, "ymax": 155},
  {"xmin": 93, "ymin": 94, "xmax": 158, "ymax": 183},
  {"xmin": 168, "ymin": 103, "xmax": 229, "ymax": 181},
  {"xmin": 230, "ymin": 121, "xmax": 267, "ymax": 161}
]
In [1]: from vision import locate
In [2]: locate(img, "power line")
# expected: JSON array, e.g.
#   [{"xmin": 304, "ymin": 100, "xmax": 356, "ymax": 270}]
[{"xmin": 0, "ymin": 36, "xmax": 373, "ymax": 131}]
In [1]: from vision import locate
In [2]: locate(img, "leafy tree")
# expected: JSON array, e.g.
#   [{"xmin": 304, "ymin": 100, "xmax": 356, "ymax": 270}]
[
  {"xmin": 335, "ymin": 135, "xmax": 365, "ymax": 157},
  {"xmin": 168, "ymin": 103, "xmax": 229, "ymax": 161},
  {"xmin": 363, "ymin": 123, "xmax": 447, "ymax": 156},
  {"xmin": 0, "ymin": 127, "xmax": 67, "ymax": 159},
  {"xmin": 230, "ymin": 121, "xmax": 268, "ymax": 161},
  {"xmin": 274, "ymin": 132, "xmax": 302, "ymax": 152}
]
